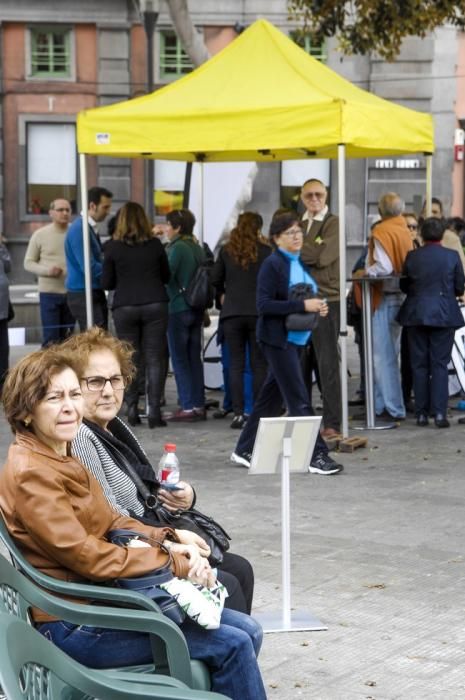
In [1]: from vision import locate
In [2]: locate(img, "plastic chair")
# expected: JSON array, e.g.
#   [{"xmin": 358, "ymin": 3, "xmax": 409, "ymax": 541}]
[
  {"xmin": 0, "ymin": 613, "xmax": 229, "ymax": 700},
  {"xmin": 0, "ymin": 513, "xmax": 210, "ymax": 690}
]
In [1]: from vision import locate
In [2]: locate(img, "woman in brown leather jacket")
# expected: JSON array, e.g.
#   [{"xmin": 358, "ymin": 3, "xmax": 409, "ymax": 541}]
[{"xmin": 0, "ymin": 346, "xmax": 266, "ymax": 700}]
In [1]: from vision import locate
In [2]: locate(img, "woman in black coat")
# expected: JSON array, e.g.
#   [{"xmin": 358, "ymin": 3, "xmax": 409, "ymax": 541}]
[
  {"xmin": 102, "ymin": 202, "xmax": 170, "ymax": 428},
  {"xmin": 398, "ymin": 217, "xmax": 465, "ymax": 427},
  {"xmin": 231, "ymin": 211, "xmax": 343, "ymax": 475},
  {"xmin": 211, "ymin": 212, "xmax": 271, "ymax": 428}
]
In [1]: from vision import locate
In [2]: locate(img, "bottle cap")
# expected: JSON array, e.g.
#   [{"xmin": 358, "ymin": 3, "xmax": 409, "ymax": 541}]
[{"xmin": 164, "ymin": 443, "xmax": 177, "ymax": 452}]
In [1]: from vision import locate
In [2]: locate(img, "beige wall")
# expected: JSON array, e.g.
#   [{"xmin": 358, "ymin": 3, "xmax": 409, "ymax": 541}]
[{"xmin": 452, "ymin": 32, "xmax": 465, "ymax": 217}]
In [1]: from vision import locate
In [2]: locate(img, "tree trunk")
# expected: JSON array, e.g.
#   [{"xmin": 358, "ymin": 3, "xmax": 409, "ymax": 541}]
[{"xmin": 166, "ymin": 0, "xmax": 210, "ymax": 66}]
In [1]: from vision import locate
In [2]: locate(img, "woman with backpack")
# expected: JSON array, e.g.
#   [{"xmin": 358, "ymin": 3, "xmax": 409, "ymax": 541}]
[{"xmin": 165, "ymin": 209, "xmax": 207, "ymax": 422}]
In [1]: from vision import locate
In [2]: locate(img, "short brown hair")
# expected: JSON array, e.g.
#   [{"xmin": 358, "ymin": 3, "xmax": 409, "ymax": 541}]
[
  {"xmin": 3, "ymin": 347, "xmax": 80, "ymax": 435},
  {"xmin": 60, "ymin": 328, "xmax": 136, "ymax": 384}
]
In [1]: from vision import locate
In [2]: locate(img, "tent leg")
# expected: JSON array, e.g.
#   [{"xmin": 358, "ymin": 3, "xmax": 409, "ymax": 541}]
[
  {"xmin": 199, "ymin": 161, "xmax": 205, "ymax": 245},
  {"xmin": 79, "ymin": 153, "xmax": 93, "ymax": 328},
  {"xmin": 338, "ymin": 144, "xmax": 349, "ymax": 438},
  {"xmin": 425, "ymin": 153, "xmax": 433, "ymax": 217}
]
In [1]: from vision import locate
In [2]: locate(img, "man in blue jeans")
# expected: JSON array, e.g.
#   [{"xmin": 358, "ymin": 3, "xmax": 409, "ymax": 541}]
[
  {"xmin": 24, "ymin": 198, "xmax": 75, "ymax": 345},
  {"xmin": 366, "ymin": 193, "xmax": 414, "ymax": 419}
]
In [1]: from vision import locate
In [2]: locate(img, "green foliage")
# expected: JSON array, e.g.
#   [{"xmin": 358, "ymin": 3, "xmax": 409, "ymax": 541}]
[{"xmin": 288, "ymin": 0, "xmax": 465, "ymax": 60}]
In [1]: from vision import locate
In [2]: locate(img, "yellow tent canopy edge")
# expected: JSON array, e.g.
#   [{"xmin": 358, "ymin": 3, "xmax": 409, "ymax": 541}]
[{"xmin": 77, "ymin": 19, "xmax": 434, "ymax": 161}]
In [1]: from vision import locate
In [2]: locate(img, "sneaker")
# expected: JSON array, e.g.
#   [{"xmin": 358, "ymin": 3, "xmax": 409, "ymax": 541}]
[
  {"xmin": 230, "ymin": 414, "xmax": 246, "ymax": 429},
  {"xmin": 309, "ymin": 452, "xmax": 344, "ymax": 475},
  {"xmin": 230, "ymin": 450, "xmax": 252, "ymax": 468}
]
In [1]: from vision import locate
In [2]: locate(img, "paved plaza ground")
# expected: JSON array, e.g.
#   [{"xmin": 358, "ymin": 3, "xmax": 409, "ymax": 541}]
[{"xmin": 1, "ymin": 343, "xmax": 465, "ymax": 699}]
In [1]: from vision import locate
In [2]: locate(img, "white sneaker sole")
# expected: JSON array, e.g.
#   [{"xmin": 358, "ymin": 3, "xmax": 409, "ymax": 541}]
[
  {"xmin": 308, "ymin": 464, "xmax": 343, "ymax": 475},
  {"xmin": 230, "ymin": 452, "xmax": 251, "ymax": 468}
]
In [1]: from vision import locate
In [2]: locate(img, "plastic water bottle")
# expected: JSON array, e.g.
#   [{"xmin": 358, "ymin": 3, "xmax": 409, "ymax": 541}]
[{"xmin": 158, "ymin": 443, "xmax": 180, "ymax": 485}]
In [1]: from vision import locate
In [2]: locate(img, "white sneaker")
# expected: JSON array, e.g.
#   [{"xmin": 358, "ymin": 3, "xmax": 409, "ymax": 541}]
[{"xmin": 230, "ymin": 450, "xmax": 252, "ymax": 468}]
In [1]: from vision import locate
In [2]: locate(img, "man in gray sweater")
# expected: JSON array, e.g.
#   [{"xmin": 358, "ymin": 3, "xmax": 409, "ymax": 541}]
[{"xmin": 24, "ymin": 198, "xmax": 75, "ymax": 345}]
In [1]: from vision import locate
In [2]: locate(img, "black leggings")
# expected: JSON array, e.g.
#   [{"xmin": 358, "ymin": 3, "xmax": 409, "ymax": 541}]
[{"xmin": 217, "ymin": 551, "xmax": 254, "ymax": 615}]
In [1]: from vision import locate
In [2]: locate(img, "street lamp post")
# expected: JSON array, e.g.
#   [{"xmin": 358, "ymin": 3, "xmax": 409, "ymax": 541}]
[{"xmin": 140, "ymin": 0, "xmax": 159, "ymax": 221}]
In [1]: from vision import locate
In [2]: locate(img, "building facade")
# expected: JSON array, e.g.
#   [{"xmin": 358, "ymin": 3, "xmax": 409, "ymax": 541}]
[{"xmin": 1, "ymin": 0, "xmax": 464, "ymax": 282}]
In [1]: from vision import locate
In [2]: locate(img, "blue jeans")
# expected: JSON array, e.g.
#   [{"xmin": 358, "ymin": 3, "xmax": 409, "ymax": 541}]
[
  {"xmin": 39, "ymin": 292, "xmax": 75, "ymax": 346},
  {"xmin": 372, "ymin": 295, "xmax": 405, "ymax": 417},
  {"xmin": 168, "ymin": 309, "xmax": 205, "ymax": 409},
  {"xmin": 37, "ymin": 608, "xmax": 266, "ymax": 700}
]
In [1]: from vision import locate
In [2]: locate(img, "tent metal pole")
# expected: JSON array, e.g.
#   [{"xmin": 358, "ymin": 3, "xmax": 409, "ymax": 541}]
[
  {"xmin": 79, "ymin": 153, "xmax": 93, "ymax": 328},
  {"xmin": 199, "ymin": 161, "xmax": 205, "ymax": 245},
  {"xmin": 425, "ymin": 153, "xmax": 433, "ymax": 217},
  {"xmin": 338, "ymin": 144, "xmax": 349, "ymax": 438}
]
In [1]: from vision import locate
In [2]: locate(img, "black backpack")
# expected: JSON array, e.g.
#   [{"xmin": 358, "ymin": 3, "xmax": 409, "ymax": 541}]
[{"xmin": 182, "ymin": 262, "xmax": 214, "ymax": 311}]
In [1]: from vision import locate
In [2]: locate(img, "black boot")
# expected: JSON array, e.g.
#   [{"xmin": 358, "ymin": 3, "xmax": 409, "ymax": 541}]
[
  {"xmin": 148, "ymin": 407, "xmax": 167, "ymax": 429},
  {"xmin": 127, "ymin": 404, "xmax": 141, "ymax": 426}
]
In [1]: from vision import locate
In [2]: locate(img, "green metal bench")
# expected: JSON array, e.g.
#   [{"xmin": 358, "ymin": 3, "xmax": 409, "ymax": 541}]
[{"xmin": 0, "ymin": 613, "xmax": 229, "ymax": 700}]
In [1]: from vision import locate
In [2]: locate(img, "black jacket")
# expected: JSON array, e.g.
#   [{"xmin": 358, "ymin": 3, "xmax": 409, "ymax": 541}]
[
  {"xmin": 256, "ymin": 249, "xmax": 307, "ymax": 348},
  {"xmin": 102, "ymin": 238, "xmax": 170, "ymax": 308},
  {"xmin": 211, "ymin": 243, "xmax": 271, "ymax": 319},
  {"xmin": 398, "ymin": 243, "xmax": 465, "ymax": 328}
]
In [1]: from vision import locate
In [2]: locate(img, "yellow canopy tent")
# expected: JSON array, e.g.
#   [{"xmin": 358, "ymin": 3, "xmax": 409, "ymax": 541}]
[
  {"xmin": 78, "ymin": 19, "xmax": 433, "ymax": 161},
  {"xmin": 76, "ymin": 19, "xmax": 435, "ymax": 436}
]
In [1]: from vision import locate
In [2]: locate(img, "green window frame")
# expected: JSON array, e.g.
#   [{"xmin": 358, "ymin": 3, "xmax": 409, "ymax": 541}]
[
  {"xmin": 290, "ymin": 30, "xmax": 327, "ymax": 63},
  {"xmin": 30, "ymin": 27, "xmax": 71, "ymax": 78},
  {"xmin": 159, "ymin": 30, "xmax": 193, "ymax": 80}
]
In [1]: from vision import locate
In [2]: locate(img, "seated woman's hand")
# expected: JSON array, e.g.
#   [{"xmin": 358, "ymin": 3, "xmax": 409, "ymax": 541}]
[
  {"xmin": 304, "ymin": 298, "xmax": 328, "ymax": 316},
  {"xmin": 187, "ymin": 558, "xmax": 216, "ymax": 587},
  {"xmin": 168, "ymin": 542, "xmax": 208, "ymax": 575},
  {"xmin": 157, "ymin": 481, "xmax": 194, "ymax": 511},
  {"xmin": 175, "ymin": 529, "xmax": 211, "ymax": 557}
]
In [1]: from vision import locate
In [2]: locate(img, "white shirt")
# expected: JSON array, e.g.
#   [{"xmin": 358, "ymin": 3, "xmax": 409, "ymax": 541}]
[{"xmin": 302, "ymin": 205, "xmax": 329, "ymax": 234}]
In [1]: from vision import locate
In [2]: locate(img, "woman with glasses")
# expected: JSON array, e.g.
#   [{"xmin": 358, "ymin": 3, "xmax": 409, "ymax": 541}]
[
  {"xmin": 231, "ymin": 210, "xmax": 344, "ymax": 475},
  {"xmin": 402, "ymin": 212, "xmax": 421, "ymax": 248},
  {"xmin": 63, "ymin": 327, "xmax": 255, "ymax": 616},
  {"xmin": 211, "ymin": 212, "xmax": 271, "ymax": 429},
  {"xmin": 0, "ymin": 344, "xmax": 266, "ymax": 700},
  {"xmin": 102, "ymin": 201, "xmax": 170, "ymax": 428}
]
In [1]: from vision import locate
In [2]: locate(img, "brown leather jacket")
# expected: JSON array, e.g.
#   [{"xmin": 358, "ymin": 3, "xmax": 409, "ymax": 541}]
[{"xmin": 0, "ymin": 432, "xmax": 190, "ymax": 621}]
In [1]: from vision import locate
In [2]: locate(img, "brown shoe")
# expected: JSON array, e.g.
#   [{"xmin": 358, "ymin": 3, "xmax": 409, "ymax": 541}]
[
  {"xmin": 320, "ymin": 427, "xmax": 341, "ymax": 439},
  {"xmin": 166, "ymin": 409, "xmax": 197, "ymax": 422}
]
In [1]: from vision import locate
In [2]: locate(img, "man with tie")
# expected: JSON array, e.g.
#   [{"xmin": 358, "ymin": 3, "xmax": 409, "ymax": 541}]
[{"xmin": 65, "ymin": 186, "xmax": 112, "ymax": 330}]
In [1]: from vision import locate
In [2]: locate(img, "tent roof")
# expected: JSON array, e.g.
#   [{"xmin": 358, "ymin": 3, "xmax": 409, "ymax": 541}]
[{"xmin": 77, "ymin": 19, "xmax": 434, "ymax": 162}]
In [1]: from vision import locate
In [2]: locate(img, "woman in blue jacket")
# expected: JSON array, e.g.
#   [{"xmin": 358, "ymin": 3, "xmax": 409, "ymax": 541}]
[
  {"xmin": 231, "ymin": 211, "xmax": 344, "ymax": 475},
  {"xmin": 398, "ymin": 217, "xmax": 465, "ymax": 427}
]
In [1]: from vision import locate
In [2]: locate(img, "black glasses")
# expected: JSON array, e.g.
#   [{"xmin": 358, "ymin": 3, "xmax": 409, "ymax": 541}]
[
  {"xmin": 80, "ymin": 375, "xmax": 127, "ymax": 392},
  {"xmin": 54, "ymin": 208, "xmax": 71, "ymax": 213}
]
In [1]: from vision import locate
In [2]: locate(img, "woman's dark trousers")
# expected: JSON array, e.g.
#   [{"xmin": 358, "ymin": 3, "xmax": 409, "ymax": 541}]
[
  {"xmin": 113, "ymin": 302, "xmax": 168, "ymax": 413},
  {"xmin": 407, "ymin": 325, "xmax": 455, "ymax": 417},
  {"xmin": 222, "ymin": 316, "xmax": 267, "ymax": 415},
  {"xmin": 236, "ymin": 342, "xmax": 328, "ymax": 460},
  {"xmin": 217, "ymin": 552, "xmax": 254, "ymax": 615}
]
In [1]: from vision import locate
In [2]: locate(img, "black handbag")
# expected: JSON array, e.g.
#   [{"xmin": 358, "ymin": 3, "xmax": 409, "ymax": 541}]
[
  {"xmin": 106, "ymin": 528, "xmax": 186, "ymax": 625},
  {"xmin": 99, "ymin": 435, "xmax": 231, "ymax": 566},
  {"xmin": 153, "ymin": 506, "xmax": 231, "ymax": 567},
  {"xmin": 285, "ymin": 282, "xmax": 320, "ymax": 331}
]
